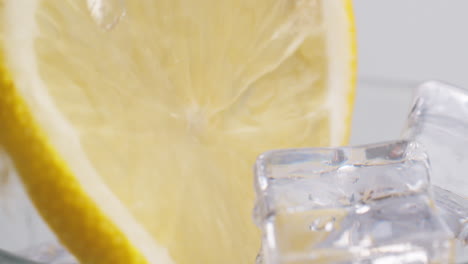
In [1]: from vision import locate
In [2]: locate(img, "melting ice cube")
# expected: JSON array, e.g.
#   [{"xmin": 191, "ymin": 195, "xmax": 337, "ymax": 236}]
[{"xmin": 254, "ymin": 140, "xmax": 454, "ymax": 264}]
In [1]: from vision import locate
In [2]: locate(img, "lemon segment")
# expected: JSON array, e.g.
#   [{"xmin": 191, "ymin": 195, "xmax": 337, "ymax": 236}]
[{"xmin": 0, "ymin": 0, "xmax": 356, "ymax": 263}]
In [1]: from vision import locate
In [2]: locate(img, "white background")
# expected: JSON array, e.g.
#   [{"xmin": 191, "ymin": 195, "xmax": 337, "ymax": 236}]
[{"xmin": 351, "ymin": 0, "xmax": 468, "ymax": 144}]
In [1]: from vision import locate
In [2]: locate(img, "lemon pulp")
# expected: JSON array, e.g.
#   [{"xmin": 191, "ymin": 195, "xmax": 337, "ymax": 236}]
[{"xmin": 0, "ymin": 0, "xmax": 356, "ymax": 263}]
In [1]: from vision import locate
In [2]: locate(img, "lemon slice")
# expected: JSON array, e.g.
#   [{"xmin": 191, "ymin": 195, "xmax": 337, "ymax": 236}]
[{"xmin": 0, "ymin": 0, "xmax": 356, "ymax": 263}]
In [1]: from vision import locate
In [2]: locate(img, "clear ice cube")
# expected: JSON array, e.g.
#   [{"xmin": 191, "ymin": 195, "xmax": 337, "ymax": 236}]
[
  {"xmin": 254, "ymin": 141, "xmax": 454, "ymax": 264},
  {"xmin": 403, "ymin": 81, "xmax": 468, "ymax": 245}
]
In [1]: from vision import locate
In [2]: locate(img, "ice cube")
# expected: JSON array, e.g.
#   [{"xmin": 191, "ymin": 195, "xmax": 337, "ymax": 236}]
[
  {"xmin": 254, "ymin": 141, "xmax": 454, "ymax": 264},
  {"xmin": 403, "ymin": 81, "xmax": 468, "ymax": 245},
  {"xmin": 433, "ymin": 187, "xmax": 468, "ymax": 244}
]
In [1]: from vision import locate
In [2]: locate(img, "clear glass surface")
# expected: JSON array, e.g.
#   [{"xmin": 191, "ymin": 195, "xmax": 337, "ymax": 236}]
[{"xmin": 254, "ymin": 140, "xmax": 455, "ymax": 264}]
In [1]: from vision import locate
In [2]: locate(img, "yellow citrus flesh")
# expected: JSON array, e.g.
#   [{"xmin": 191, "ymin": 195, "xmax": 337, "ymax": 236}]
[{"xmin": 0, "ymin": 0, "xmax": 356, "ymax": 263}]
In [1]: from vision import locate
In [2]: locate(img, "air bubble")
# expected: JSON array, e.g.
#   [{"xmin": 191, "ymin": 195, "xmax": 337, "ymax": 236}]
[{"xmin": 309, "ymin": 216, "xmax": 336, "ymax": 232}]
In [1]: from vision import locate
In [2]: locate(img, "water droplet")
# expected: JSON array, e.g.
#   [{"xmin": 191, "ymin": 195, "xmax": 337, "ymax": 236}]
[
  {"xmin": 309, "ymin": 216, "xmax": 336, "ymax": 232},
  {"xmin": 355, "ymin": 204, "xmax": 370, "ymax": 214},
  {"xmin": 324, "ymin": 221, "xmax": 335, "ymax": 232},
  {"xmin": 87, "ymin": 0, "xmax": 126, "ymax": 31}
]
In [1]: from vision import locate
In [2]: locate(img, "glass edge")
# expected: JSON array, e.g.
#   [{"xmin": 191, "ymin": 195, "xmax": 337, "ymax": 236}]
[{"xmin": 0, "ymin": 249, "xmax": 43, "ymax": 264}]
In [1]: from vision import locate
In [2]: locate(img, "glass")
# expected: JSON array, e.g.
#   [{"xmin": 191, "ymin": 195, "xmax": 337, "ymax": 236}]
[{"xmin": 0, "ymin": 156, "xmax": 77, "ymax": 263}]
